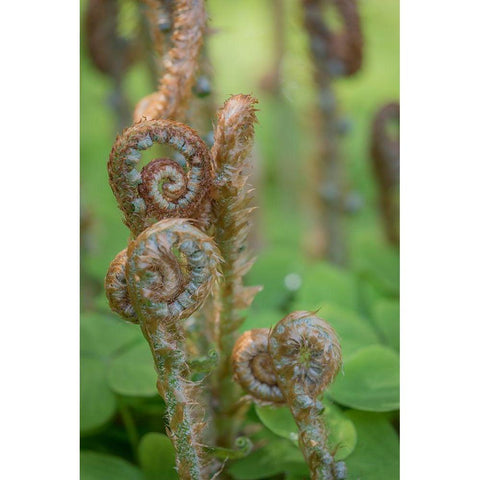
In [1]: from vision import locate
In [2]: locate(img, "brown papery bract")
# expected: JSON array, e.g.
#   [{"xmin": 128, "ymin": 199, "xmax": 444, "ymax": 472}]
[{"xmin": 133, "ymin": 0, "xmax": 206, "ymax": 122}]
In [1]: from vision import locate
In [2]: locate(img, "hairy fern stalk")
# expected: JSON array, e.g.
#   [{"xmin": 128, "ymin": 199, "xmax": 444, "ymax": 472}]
[{"xmin": 210, "ymin": 94, "xmax": 262, "ymax": 447}]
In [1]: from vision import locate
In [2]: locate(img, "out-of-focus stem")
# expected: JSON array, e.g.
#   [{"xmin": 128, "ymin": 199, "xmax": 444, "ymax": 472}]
[
  {"xmin": 260, "ymin": 0, "xmax": 285, "ymax": 95},
  {"xmin": 117, "ymin": 396, "xmax": 140, "ymax": 461},
  {"xmin": 302, "ymin": 0, "xmax": 363, "ymax": 265},
  {"xmin": 316, "ymin": 76, "xmax": 346, "ymax": 265}
]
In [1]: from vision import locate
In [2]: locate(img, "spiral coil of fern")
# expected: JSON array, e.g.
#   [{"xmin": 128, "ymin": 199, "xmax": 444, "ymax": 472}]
[
  {"xmin": 106, "ymin": 219, "xmax": 221, "ymax": 479},
  {"xmin": 232, "ymin": 311, "xmax": 344, "ymax": 480},
  {"xmin": 108, "ymin": 120, "xmax": 214, "ymax": 236}
]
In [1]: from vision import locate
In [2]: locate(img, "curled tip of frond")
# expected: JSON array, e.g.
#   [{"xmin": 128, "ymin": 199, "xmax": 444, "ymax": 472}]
[
  {"xmin": 124, "ymin": 218, "xmax": 222, "ymax": 327},
  {"xmin": 269, "ymin": 310, "xmax": 342, "ymax": 394},
  {"xmin": 211, "ymin": 94, "xmax": 259, "ymax": 171},
  {"xmin": 232, "ymin": 311, "xmax": 342, "ymax": 404},
  {"xmin": 105, "ymin": 248, "xmax": 138, "ymax": 323},
  {"xmin": 232, "ymin": 329, "xmax": 285, "ymax": 404},
  {"xmin": 108, "ymin": 119, "xmax": 214, "ymax": 236}
]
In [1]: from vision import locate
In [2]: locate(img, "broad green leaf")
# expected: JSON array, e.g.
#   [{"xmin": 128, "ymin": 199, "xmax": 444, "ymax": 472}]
[
  {"xmin": 356, "ymin": 278, "xmax": 385, "ymax": 317},
  {"xmin": 80, "ymin": 358, "xmax": 116, "ymax": 434},
  {"xmin": 294, "ymin": 263, "xmax": 357, "ymax": 311},
  {"xmin": 255, "ymin": 404, "xmax": 299, "ymax": 444},
  {"xmin": 80, "ymin": 312, "xmax": 144, "ymax": 432},
  {"xmin": 247, "ymin": 247, "xmax": 303, "ymax": 311},
  {"xmin": 80, "ymin": 451, "xmax": 144, "ymax": 480},
  {"xmin": 255, "ymin": 399, "xmax": 357, "ymax": 460},
  {"xmin": 372, "ymin": 299, "xmax": 400, "ymax": 352},
  {"xmin": 229, "ymin": 431, "xmax": 308, "ymax": 480},
  {"xmin": 353, "ymin": 240, "xmax": 399, "ymax": 296},
  {"xmin": 345, "ymin": 411, "xmax": 399, "ymax": 480},
  {"xmin": 138, "ymin": 433, "xmax": 177, "ymax": 480},
  {"xmin": 107, "ymin": 342, "xmax": 157, "ymax": 397},
  {"xmin": 328, "ymin": 345, "xmax": 399, "ymax": 412},
  {"xmin": 81, "ymin": 312, "xmax": 143, "ymax": 358},
  {"xmin": 313, "ymin": 303, "xmax": 380, "ymax": 359}
]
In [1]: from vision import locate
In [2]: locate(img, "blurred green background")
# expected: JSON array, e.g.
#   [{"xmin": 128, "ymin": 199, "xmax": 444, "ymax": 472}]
[{"xmin": 81, "ymin": 1, "xmax": 399, "ymax": 479}]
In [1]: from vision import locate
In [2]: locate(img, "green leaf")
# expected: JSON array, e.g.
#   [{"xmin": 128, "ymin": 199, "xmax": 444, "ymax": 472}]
[
  {"xmin": 229, "ymin": 431, "xmax": 308, "ymax": 480},
  {"xmin": 356, "ymin": 278, "xmax": 385, "ymax": 316},
  {"xmin": 372, "ymin": 299, "xmax": 400, "ymax": 352},
  {"xmin": 344, "ymin": 411, "xmax": 399, "ymax": 480},
  {"xmin": 81, "ymin": 312, "xmax": 143, "ymax": 358},
  {"xmin": 107, "ymin": 342, "xmax": 157, "ymax": 397},
  {"xmin": 80, "ymin": 312, "xmax": 144, "ymax": 433},
  {"xmin": 255, "ymin": 400, "xmax": 356, "ymax": 460},
  {"xmin": 80, "ymin": 358, "xmax": 116, "ymax": 434},
  {"xmin": 313, "ymin": 303, "xmax": 380, "ymax": 359},
  {"xmin": 294, "ymin": 263, "xmax": 357, "ymax": 311},
  {"xmin": 80, "ymin": 451, "xmax": 144, "ymax": 480},
  {"xmin": 353, "ymin": 240, "xmax": 399, "ymax": 296},
  {"xmin": 327, "ymin": 345, "xmax": 399, "ymax": 412},
  {"xmin": 138, "ymin": 433, "xmax": 178, "ymax": 480},
  {"xmin": 247, "ymin": 247, "xmax": 303, "ymax": 311},
  {"xmin": 255, "ymin": 404, "xmax": 298, "ymax": 443}
]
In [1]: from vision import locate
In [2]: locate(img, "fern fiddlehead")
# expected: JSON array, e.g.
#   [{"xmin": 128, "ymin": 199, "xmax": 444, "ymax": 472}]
[
  {"xmin": 232, "ymin": 311, "xmax": 345, "ymax": 480},
  {"xmin": 108, "ymin": 120, "xmax": 214, "ymax": 236},
  {"xmin": 106, "ymin": 219, "xmax": 221, "ymax": 479}
]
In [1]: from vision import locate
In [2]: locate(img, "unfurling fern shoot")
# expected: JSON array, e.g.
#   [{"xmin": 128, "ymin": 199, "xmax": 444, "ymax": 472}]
[
  {"xmin": 232, "ymin": 311, "xmax": 345, "ymax": 480},
  {"xmin": 106, "ymin": 219, "xmax": 221, "ymax": 480},
  {"xmin": 209, "ymin": 94, "xmax": 262, "ymax": 446}
]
